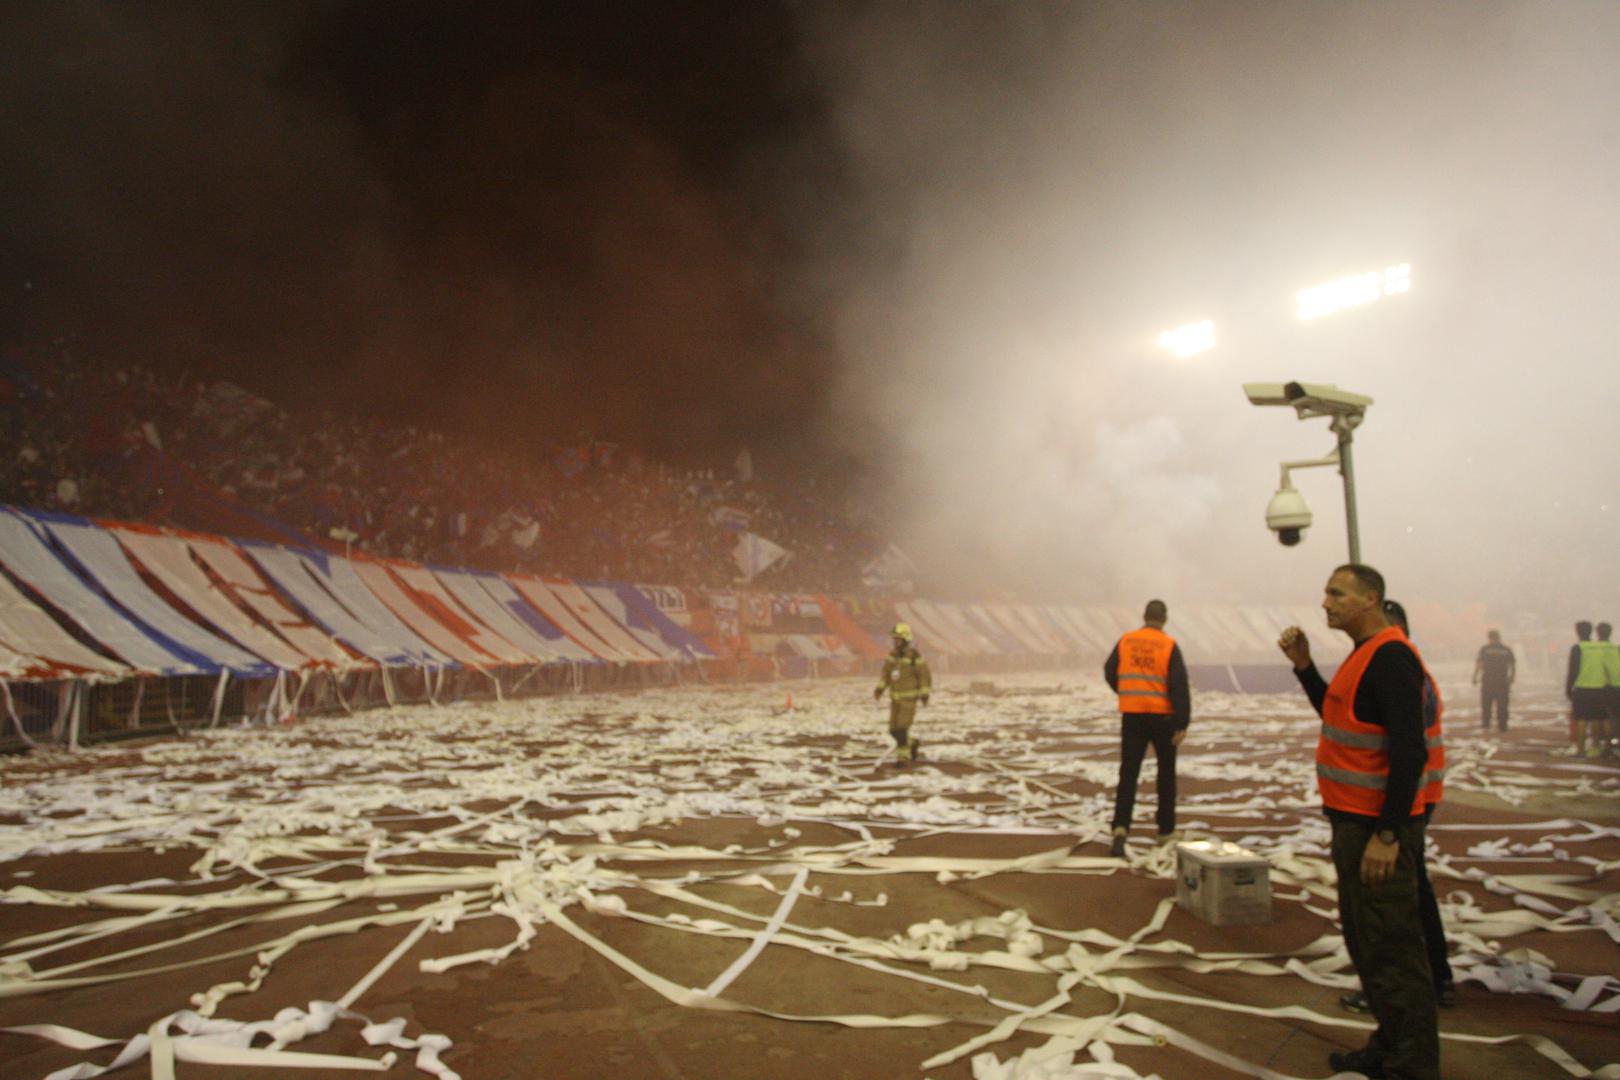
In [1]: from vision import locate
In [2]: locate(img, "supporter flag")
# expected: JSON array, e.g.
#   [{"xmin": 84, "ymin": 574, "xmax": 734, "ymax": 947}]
[
  {"xmin": 710, "ymin": 505, "xmax": 751, "ymax": 531},
  {"xmin": 861, "ymin": 543, "xmax": 919, "ymax": 591},
  {"xmin": 732, "ymin": 531, "xmax": 788, "ymax": 582}
]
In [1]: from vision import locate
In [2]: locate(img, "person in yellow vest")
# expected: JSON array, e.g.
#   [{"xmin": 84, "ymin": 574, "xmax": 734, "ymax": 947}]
[
  {"xmin": 874, "ymin": 622, "xmax": 930, "ymax": 766},
  {"xmin": 1103, "ymin": 599, "xmax": 1189, "ymax": 857},
  {"xmin": 1279, "ymin": 565, "xmax": 1441, "ymax": 1080},
  {"xmin": 1566, "ymin": 620, "xmax": 1620, "ymax": 758},
  {"xmin": 1601, "ymin": 623, "xmax": 1620, "ymax": 759},
  {"xmin": 1569, "ymin": 621, "xmax": 1620, "ymax": 759}
]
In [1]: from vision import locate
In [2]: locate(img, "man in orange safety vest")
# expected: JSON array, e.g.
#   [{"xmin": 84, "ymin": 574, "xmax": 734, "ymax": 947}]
[
  {"xmin": 1103, "ymin": 599, "xmax": 1190, "ymax": 857},
  {"xmin": 1279, "ymin": 564, "xmax": 1441, "ymax": 1080}
]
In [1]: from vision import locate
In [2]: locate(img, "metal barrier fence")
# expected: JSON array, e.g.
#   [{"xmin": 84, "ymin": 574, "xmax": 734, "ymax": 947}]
[
  {"xmin": 2, "ymin": 651, "xmax": 1094, "ymax": 754},
  {"xmin": 0, "ymin": 658, "xmax": 726, "ymax": 752}
]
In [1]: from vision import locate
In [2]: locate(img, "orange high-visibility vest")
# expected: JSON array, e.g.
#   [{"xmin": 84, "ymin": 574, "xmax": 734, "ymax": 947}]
[
  {"xmin": 1116, "ymin": 627, "xmax": 1175, "ymax": 715},
  {"xmin": 1402, "ymin": 627, "xmax": 1448, "ymax": 811},
  {"xmin": 1317, "ymin": 625, "xmax": 1445, "ymax": 817}
]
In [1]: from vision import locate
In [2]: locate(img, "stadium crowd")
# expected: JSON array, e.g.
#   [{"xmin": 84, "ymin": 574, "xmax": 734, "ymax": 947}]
[{"xmin": 0, "ymin": 340, "xmax": 872, "ymax": 590}]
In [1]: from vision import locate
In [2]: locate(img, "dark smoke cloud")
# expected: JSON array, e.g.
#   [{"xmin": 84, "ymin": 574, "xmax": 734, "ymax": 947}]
[
  {"xmin": 5, "ymin": 2, "xmax": 1616, "ymax": 625},
  {"xmin": 1, "ymin": 0, "xmax": 838, "ymax": 464}
]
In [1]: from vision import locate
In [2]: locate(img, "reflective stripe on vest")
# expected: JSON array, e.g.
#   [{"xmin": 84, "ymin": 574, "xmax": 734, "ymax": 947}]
[
  {"xmin": 1315, "ymin": 625, "xmax": 1444, "ymax": 817},
  {"xmin": 1415, "ymin": 646, "xmax": 1447, "ymax": 810},
  {"xmin": 1116, "ymin": 627, "xmax": 1175, "ymax": 714}
]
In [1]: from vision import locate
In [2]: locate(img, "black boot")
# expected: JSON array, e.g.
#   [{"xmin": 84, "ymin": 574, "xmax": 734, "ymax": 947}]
[{"xmin": 1327, "ymin": 1046, "xmax": 1385, "ymax": 1078}]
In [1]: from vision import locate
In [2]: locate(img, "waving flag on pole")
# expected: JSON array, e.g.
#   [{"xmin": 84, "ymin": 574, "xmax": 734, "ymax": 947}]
[
  {"xmin": 861, "ymin": 543, "xmax": 920, "ymax": 591},
  {"xmin": 732, "ymin": 532, "xmax": 788, "ymax": 582}
]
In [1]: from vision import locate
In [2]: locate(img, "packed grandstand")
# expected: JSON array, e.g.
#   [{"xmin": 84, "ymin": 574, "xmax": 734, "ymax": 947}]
[{"xmin": 0, "ymin": 340, "xmax": 1534, "ymax": 750}]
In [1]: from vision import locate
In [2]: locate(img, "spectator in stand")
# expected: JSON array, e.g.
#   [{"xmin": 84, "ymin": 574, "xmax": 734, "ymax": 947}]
[{"xmin": 0, "ymin": 339, "xmax": 866, "ymax": 591}]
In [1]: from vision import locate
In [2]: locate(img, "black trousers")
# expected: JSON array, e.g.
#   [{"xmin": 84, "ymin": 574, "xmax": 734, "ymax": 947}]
[
  {"xmin": 1480, "ymin": 684, "xmax": 1509, "ymax": 730},
  {"xmin": 1111, "ymin": 713, "xmax": 1178, "ymax": 835},
  {"xmin": 1415, "ymin": 845, "xmax": 1454, "ymax": 988},
  {"xmin": 1331, "ymin": 816, "xmax": 1441, "ymax": 1079}
]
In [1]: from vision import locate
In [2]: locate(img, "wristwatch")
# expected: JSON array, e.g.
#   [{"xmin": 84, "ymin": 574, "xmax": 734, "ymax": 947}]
[{"xmin": 1376, "ymin": 829, "xmax": 1397, "ymax": 845}]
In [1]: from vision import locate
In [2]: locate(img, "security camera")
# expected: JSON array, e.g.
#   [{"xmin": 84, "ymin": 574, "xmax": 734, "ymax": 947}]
[
  {"xmin": 1242, "ymin": 382, "xmax": 1292, "ymax": 407},
  {"xmin": 1283, "ymin": 382, "xmax": 1374, "ymax": 414},
  {"xmin": 1266, "ymin": 483, "xmax": 1312, "ymax": 547}
]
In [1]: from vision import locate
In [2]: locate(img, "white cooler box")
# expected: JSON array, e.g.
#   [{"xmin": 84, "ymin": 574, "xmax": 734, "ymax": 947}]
[{"xmin": 1175, "ymin": 840, "xmax": 1272, "ymax": 926}]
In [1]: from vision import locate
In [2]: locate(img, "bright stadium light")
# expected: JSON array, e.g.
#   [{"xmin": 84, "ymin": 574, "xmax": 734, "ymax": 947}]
[
  {"xmin": 1158, "ymin": 319, "xmax": 1216, "ymax": 358},
  {"xmin": 1294, "ymin": 263, "xmax": 1411, "ymax": 321}
]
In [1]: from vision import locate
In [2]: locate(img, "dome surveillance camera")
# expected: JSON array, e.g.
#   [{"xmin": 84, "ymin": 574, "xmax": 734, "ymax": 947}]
[{"xmin": 1266, "ymin": 484, "xmax": 1312, "ymax": 546}]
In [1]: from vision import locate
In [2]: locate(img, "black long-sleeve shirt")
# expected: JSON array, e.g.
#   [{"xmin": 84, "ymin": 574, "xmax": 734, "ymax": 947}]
[
  {"xmin": 1295, "ymin": 638, "xmax": 1427, "ymax": 832},
  {"xmin": 1104, "ymin": 639, "xmax": 1191, "ymax": 730}
]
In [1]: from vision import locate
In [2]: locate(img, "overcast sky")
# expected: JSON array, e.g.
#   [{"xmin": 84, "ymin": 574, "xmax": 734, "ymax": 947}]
[{"xmin": 3, "ymin": 1, "xmax": 1615, "ymax": 622}]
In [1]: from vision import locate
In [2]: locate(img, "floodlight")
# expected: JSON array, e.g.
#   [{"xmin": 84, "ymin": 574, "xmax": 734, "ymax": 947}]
[
  {"xmin": 1158, "ymin": 319, "xmax": 1216, "ymax": 359},
  {"xmin": 1295, "ymin": 263, "xmax": 1412, "ymax": 320}
]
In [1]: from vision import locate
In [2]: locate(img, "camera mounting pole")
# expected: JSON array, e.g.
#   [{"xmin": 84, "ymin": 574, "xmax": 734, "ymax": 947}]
[
  {"xmin": 1243, "ymin": 381, "xmax": 1371, "ymax": 562},
  {"xmin": 1330, "ymin": 415, "xmax": 1362, "ymax": 564}
]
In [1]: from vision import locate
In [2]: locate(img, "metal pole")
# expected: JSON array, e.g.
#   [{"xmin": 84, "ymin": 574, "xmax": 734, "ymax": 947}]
[{"xmin": 1336, "ymin": 423, "xmax": 1361, "ymax": 563}]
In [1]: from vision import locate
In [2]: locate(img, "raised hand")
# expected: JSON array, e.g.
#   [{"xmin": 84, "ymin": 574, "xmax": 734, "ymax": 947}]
[{"xmin": 1278, "ymin": 626, "xmax": 1312, "ymax": 671}]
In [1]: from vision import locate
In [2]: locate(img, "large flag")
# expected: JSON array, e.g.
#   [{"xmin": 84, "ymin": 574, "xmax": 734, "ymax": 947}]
[
  {"xmin": 861, "ymin": 543, "xmax": 920, "ymax": 591},
  {"xmin": 710, "ymin": 505, "xmax": 752, "ymax": 531},
  {"xmin": 732, "ymin": 531, "xmax": 788, "ymax": 582}
]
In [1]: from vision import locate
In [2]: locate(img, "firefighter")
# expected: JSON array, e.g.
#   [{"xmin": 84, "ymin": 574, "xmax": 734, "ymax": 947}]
[{"xmin": 874, "ymin": 622, "xmax": 931, "ymax": 766}]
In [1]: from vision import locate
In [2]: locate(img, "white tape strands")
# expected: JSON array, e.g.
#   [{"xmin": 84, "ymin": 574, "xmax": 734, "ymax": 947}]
[{"xmin": 0, "ymin": 678, "xmax": 1616, "ymax": 1078}]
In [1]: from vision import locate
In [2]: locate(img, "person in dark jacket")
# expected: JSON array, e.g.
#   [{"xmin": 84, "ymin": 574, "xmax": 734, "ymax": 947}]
[{"xmin": 1472, "ymin": 629, "xmax": 1516, "ymax": 732}]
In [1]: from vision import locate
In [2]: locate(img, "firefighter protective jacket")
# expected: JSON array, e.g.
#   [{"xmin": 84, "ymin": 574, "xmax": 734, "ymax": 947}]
[{"xmin": 876, "ymin": 645, "xmax": 931, "ymax": 701}]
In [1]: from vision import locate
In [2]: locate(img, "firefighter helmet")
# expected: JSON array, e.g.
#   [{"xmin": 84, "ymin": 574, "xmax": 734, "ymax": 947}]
[{"xmin": 892, "ymin": 622, "xmax": 913, "ymax": 641}]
